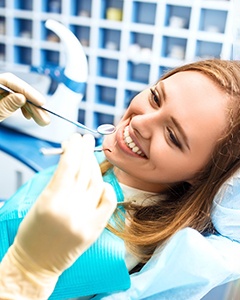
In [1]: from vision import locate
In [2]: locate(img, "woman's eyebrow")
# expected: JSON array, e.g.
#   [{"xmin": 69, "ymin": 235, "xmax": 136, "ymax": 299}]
[
  {"xmin": 158, "ymin": 81, "xmax": 190, "ymax": 151},
  {"xmin": 171, "ymin": 117, "xmax": 190, "ymax": 151},
  {"xmin": 159, "ymin": 81, "xmax": 166, "ymax": 102}
]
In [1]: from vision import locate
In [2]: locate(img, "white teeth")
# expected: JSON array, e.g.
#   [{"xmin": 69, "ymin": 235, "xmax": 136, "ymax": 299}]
[
  {"xmin": 124, "ymin": 126, "xmax": 144, "ymax": 156},
  {"xmin": 129, "ymin": 142, "xmax": 135, "ymax": 149},
  {"xmin": 132, "ymin": 146, "xmax": 140, "ymax": 153},
  {"xmin": 125, "ymin": 136, "xmax": 133, "ymax": 143}
]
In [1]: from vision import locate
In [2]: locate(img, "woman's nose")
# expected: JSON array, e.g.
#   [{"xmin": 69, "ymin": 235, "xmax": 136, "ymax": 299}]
[{"xmin": 131, "ymin": 112, "xmax": 160, "ymax": 139}]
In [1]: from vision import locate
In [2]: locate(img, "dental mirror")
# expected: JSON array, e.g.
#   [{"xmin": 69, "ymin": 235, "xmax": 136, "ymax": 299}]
[
  {"xmin": 96, "ymin": 124, "xmax": 116, "ymax": 135},
  {"xmin": 26, "ymin": 101, "xmax": 116, "ymax": 136},
  {"xmin": 0, "ymin": 83, "xmax": 116, "ymax": 136}
]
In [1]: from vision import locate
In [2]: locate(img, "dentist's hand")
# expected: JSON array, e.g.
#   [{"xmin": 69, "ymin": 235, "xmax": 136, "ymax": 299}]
[
  {"xmin": 0, "ymin": 133, "xmax": 117, "ymax": 299},
  {"xmin": 0, "ymin": 72, "xmax": 50, "ymax": 125},
  {"xmin": 17, "ymin": 133, "xmax": 117, "ymax": 272}
]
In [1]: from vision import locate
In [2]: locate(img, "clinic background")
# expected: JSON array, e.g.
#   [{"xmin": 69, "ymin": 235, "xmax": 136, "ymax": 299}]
[{"xmin": 0, "ymin": 0, "xmax": 238, "ymax": 299}]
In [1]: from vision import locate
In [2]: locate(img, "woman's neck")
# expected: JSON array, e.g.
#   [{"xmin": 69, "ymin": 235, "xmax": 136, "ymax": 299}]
[{"xmin": 113, "ymin": 166, "xmax": 169, "ymax": 193}]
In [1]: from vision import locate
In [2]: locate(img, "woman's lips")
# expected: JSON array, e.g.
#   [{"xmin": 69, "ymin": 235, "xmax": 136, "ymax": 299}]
[{"xmin": 123, "ymin": 126, "xmax": 146, "ymax": 157}]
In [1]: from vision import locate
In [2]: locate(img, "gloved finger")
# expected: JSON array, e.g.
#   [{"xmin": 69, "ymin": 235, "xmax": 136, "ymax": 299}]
[
  {"xmin": 80, "ymin": 154, "xmax": 106, "ymax": 210},
  {"xmin": 74, "ymin": 134, "xmax": 103, "ymax": 196},
  {"xmin": 51, "ymin": 133, "xmax": 95, "ymax": 190},
  {"xmin": 94, "ymin": 182, "xmax": 117, "ymax": 227},
  {"xmin": 0, "ymin": 72, "xmax": 46, "ymax": 106},
  {"xmin": 58, "ymin": 133, "xmax": 104, "ymax": 211},
  {"xmin": 0, "ymin": 93, "xmax": 26, "ymax": 121},
  {"xmin": 22, "ymin": 101, "xmax": 50, "ymax": 126},
  {"xmin": 61, "ymin": 133, "xmax": 95, "ymax": 160},
  {"xmin": 66, "ymin": 182, "xmax": 116, "ymax": 247},
  {"xmin": 49, "ymin": 134, "xmax": 85, "ymax": 191},
  {"xmin": 21, "ymin": 107, "xmax": 31, "ymax": 119},
  {"xmin": 73, "ymin": 133, "xmax": 96, "ymax": 178}
]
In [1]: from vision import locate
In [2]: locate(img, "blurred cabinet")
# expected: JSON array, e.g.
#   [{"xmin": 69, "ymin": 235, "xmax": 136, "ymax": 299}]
[{"xmin": 0, "ymin": 0, "xmax": 233, "ymax": 136}]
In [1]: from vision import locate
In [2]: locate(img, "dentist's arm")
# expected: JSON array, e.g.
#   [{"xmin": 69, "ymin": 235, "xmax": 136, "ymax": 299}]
[
  {"xmin": 0, "ymin": 72, "xmax": 50, "ymax": 125},
  {"xmin": 0, "ymin": 134, "xmax": 117, "ymax": 299}
]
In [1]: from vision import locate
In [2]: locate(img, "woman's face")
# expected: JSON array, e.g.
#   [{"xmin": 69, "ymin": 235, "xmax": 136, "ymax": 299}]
[{"xmin": 103, "ymin": 71, "xmax": 228, "ymax": 192}]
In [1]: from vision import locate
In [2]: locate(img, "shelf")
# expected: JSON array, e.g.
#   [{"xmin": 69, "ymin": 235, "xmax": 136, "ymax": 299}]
[
  {"xmin": 127, "ymin": 62, "xmax": 150, "ymax": 84},
  {"xmin": 95, "ymin": 85, "xmax": 117, "ymax": 106},
  {"xmin": 0, "ymin": 0, "xmax": 5, "ymax": 8},
  {"xmin": 14, "ymin": 18, "xmax": 32, "ymax": 38},
  {"xmin": 42, "ymin": 0, "xmax": 62, "ymax": 14},
  {"xmin": 162, "ymin": 36, "xmax": 187, "ymax": 60},
  {"xmin": 40, "ymin": 49, "xmax": 60, "ymax": 65},
  {"xmin": 97, "ymin": 57, "xmax": 119, "ymax": 79},
  {"xmin": 71, "ymin": 0, "xmax": 92, "ymax": 17},
  {"xmin": 14, "ymin": 0, "xmax": 33, "ymax": 11},
  {"xmin": 99, "ymin": 28, "xmax": 121, "ymax": 50},
  {"xmin": 132, "ymin": 1, "xmax": 157, "ymax": 25},
  {"xmin": 0, "ymin": 43, "xmax": 5, "ymax": 61},
  {"xmin": 94, "ymin": 111, "xmax": 114, "ymax": 128},
  {"xmin": 14, "ymin": 45, "xmax": 32, "ymax": 64},
  {"xmin": 199, "ymin": 8, "xmax": 227, "ymax": 33},
  {"xmin": 165, "ymin": 4, "xmax": 191, "ymax": 29},
  {"xmin": 71, "ymin": 24, "xmax": 90, "ymax": 47},
  {"xmin": 101, "ymin": 0, "xmax": 123, "ymax": 21},
  {"xmin": 196, "ymin": 40, "xmax": 222, "ymax": 58}
]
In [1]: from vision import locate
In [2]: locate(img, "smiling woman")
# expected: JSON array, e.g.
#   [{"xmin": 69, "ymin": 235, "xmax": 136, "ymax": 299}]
[
  {"xmin": 1, "ymin": 59, "xmax": 240, "ymax": 300},
  {"xmin": 102, "ymin": 60, "xmax": 234, "ymax": 263}
]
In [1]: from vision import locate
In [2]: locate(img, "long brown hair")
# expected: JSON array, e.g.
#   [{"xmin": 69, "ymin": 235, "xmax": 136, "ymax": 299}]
[{"xmin": 104, "ymin": 59, "xmax": 240, "ymax": 262}]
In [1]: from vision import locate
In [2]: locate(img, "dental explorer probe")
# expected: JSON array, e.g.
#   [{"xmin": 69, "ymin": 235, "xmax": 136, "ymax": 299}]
[{"xmin": 40, "ymin": 146, "xmax": 111, "ymax": 155}]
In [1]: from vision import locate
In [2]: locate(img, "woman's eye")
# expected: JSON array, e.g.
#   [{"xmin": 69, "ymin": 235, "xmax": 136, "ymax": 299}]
[
  {"xmin": 167, "ymin": 127, "xmax": 182, "ymax": 149},
  {"xmin": 150, "ymin": 88, "xmax": 160, "ymax": 107}
]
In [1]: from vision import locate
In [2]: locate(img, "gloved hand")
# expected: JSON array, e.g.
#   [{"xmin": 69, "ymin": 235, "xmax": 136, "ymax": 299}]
[
  {"xmin": 0, "ymin": 133, "xmax": 117, "ymax": 299},
  {"xmin": 0, "ymin": 72, "xmax": 50, "ymax": 125}
]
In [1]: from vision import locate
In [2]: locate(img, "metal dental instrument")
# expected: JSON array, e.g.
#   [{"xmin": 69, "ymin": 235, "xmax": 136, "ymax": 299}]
[
  {"xmin": 40, "ymin": 146, "xmax": 111, "ymax": 155},
  {"xmin": 0, "ymin": 83, "xmax": 116, "ymax": 135}
]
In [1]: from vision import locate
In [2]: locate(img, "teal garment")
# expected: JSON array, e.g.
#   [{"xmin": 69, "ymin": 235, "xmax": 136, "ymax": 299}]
[{"xmin": 0, "ymin": 162, "xmax": 130, "ymax": 299}]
